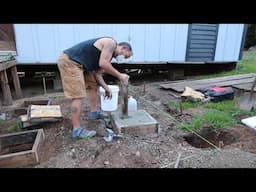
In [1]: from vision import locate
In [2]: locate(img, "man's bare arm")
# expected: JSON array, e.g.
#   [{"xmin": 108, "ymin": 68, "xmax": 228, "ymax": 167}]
[
  {"xmin": 99, "ymin": 40, "xmax": 129, "ymax": 85},
  {"xmin": 94, "ymin": 68, "xmax": 112, "ymax": 98},
  {"xmin": 94, "ymin": 68, "xmax": 108, "ymax": 90}
]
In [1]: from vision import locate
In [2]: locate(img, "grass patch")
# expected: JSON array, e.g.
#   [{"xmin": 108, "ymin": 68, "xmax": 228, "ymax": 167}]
[
  {"xmin": 206, "ymin": 100, "xmax": 239, "ymax": 113},
  {"xmin": 178, "ymin": 100, "xmax": 256, "ymax": 131},
  {"xmin": 179, "ymin": 117, "xmax": 202, "ymax": 131},
  {"xmin": 196, "ymin": 51, "xmax": 256, "ymax": 80},
  {"xmin": 169, "ymin": 100, "xmax": 202, "ymax": 110},
  {"xmin": 203, "ymin": 110, "xmax": 236, "ymax": 129},
  {"xmin": 7, "ymin": 123, "xmax": 21, "ymax": 132},
  {"xmin": 179, "ymin": 109, "xmax": 236, "ymax": 131}
]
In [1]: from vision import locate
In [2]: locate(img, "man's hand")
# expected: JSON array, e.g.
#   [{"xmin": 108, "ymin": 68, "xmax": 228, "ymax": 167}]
[
  {"xmin": 119, "ymin": 73, "xmax": 130, "ymax": 85},
  {"xmin": 104, "ymin": 86, "xmax": 112, "ymax": 99}
]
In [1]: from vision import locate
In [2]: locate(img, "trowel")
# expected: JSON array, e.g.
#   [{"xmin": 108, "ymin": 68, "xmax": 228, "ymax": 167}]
[{"xmin": 103, "ymin": 128, "xmax": 124, "ymax": 142}]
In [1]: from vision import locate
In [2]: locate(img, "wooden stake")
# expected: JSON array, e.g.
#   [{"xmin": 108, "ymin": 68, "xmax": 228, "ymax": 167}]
[
  {"xmin": 119, "ymin": 82, "xmax": 128, "ymax": 119},
  {"xmin": 43, "ymin": 76, "xmax": 47, "ymax": 95},
  {"xmin": 10, "ymin": 66, "xmax": 23, "ymax": 99}
]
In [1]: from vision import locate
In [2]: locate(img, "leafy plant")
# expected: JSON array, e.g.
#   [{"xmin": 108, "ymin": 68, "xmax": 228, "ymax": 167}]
[{"xmin": 7, "ymin": 123, "xmax": 20, "ymax": 132}]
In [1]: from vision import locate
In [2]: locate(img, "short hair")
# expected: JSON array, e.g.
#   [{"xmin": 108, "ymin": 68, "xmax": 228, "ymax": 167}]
[{"xmin": 118, "ymin": 42, "xmax": 132, "ymax": 51}]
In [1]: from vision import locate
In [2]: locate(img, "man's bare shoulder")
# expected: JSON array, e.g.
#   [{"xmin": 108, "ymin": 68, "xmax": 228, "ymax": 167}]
[
  {"xmin": 100, "ymin": 37, "xmax": 117, "ymax": 46},
  {"xmin": 94, "ymin": 37, "xmax": 117, "ymax": 50}
]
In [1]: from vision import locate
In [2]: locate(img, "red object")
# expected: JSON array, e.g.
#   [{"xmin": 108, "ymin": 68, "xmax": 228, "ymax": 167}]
[{"xmin": 209, "ymin": 86, "xmax": 228, "ymax": 92}]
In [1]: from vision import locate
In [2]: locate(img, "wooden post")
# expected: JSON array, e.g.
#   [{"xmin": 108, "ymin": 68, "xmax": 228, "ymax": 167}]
[
  {"xmin": 10, "ymin": 65, "xmax": 23, "ymax": 99},
  {"xmin": 0, "ymin": 70, "xmax": 13, "ymax": 106},
  {"xmin": 43, "ymin": 76, "xmax": 47, "ymax": 95},
  {"xmin": 119, "ymin": 82, "xmax": 128, "ymax": 119}
]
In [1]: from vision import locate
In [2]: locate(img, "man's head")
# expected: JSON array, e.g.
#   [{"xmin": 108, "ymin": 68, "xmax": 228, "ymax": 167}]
[{"xmin": 115, "ymin": 42, "xmax": 133, "ymax": 59}]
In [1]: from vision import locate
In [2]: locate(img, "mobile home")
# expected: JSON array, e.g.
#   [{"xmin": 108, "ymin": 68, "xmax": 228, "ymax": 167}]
[{"xmin": 0, "ymin": 24, "xmax": 247, "ymax": 70}]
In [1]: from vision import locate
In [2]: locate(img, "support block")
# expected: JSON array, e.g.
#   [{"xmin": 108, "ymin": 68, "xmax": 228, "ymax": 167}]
[
  {"xmin": 168, "ymin": 69, "xmax": 184, "ymax": 80},
  {"xmin": 110, "ymin": 110, "xmax": 159, "ymax": 136},
  {"xmin": 0, "ymin": 129, "xmax": 45, "ymax": 168}
]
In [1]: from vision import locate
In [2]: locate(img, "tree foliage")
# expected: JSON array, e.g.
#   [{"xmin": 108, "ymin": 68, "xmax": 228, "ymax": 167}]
[{"xmin": 244, "ymin": 24, "xmax": 256, "ymax": 49}]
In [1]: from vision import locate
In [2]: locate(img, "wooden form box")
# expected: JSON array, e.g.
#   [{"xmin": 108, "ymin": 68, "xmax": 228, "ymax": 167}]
[{"xmin": 0, "ymin": 129, "xmax": 45, "ymax": 168}]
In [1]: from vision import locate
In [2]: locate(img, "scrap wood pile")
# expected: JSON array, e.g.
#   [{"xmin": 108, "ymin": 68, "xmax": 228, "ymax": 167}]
[{"xmin": 19, "ymin": 103, "xmax": 63, "ymax": 129}]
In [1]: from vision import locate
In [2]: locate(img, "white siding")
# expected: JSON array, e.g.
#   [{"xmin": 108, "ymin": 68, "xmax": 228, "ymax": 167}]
[
  {"xmin": 14, "ymin": 24, "xmax": 245, "ymax": 63},
  {"xmin": 14, "ymin": 24, "xmax": 189, "ymax": 63},
  {"xmin": 14, "ymin": 24, "xmax": 37, "ymax": 63},
  {"xmin": 215, "ymin": 24, "xmax": 244, "ymax": 61}
]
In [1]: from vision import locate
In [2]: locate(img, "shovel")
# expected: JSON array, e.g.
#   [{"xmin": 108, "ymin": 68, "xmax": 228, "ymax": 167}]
[{"xmin": 237, "ymin": 76, "xmax": 256, "ymax": 111}]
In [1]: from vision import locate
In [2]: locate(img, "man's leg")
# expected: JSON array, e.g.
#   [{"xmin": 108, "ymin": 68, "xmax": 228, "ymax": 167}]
[
  {"xmin": 71, "ymin": 98, "xmax": 82, "ymax": 129},
  {"xmin": 57, "ymin": 54, "xmax": 96, "ymax": 139},
  {"xmin": 85, "ymin": 78, "xmax": 108, "ymax": 120},
  {"xmin": 87, "ymin": 86, "xmax": 98, "ymax": 112}
]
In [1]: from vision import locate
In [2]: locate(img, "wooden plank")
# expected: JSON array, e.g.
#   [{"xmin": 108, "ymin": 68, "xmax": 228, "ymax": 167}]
[
  {"xmin": 29, "ymin": 105, "xmax": 62, "ymax": 119},
  {"xmin": 10, "ymin": 65, "xmax": 23, "ymax": 99},
  {"xmin": 32, "ymin": 129, "xmax": 45, "ymax": 162},
  {"xmin": 0, "ymin": 70, "xmax": 13, "ymax": 106},
  {"xmin": 160, "ymin": 74, "xmax": 256, "ymax": 90},
  {"xmin": 0, "ymin": 150, "xmax": 37, "ymax": 168},
  {"xmin": 165, "ymin": 77, "xmax": 256, "ymax": 93},
  {"xmin": 160, "ymin": 75, "xmax": 252, "ymax": 90},
  {"xmin": 0, "ymin": 143, "xmax": 33, "ymax": 155},
  {"xmin": 0, "ymin": 132, "xmax": 36, "ymax": 149},
  {"xmin": 232, "ymin": 83, "xmax": 256, "ymax": 91},
  {"xmin": 0, "ymin": 60, "xmax": 16, "ymax": 71}
]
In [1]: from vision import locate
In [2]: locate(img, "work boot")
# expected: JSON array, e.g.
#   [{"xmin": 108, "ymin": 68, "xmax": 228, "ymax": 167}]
[
  {"xmin": 88, "ymin": 111, "xmax": 108, "ymax": 120},
  {"xmin": 72, "ymin": 127, "xmax": 96, "ymax": 139}
]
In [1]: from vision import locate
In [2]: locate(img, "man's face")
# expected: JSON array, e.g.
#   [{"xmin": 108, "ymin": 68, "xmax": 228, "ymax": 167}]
[{"xmin": 120, "ymin": 46, "xmax": 133, "ymax": 59}]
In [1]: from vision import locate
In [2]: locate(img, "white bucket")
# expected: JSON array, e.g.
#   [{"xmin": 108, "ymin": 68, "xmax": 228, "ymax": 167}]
[{"xmin": 99, "ymin": 85, "xmax": 119, "ymax": 111}]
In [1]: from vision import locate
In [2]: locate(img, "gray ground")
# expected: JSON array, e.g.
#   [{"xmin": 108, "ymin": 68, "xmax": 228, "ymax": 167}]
[{"xmin": 2, "ymin": 78, "xmax": 256, "ymax": 168}]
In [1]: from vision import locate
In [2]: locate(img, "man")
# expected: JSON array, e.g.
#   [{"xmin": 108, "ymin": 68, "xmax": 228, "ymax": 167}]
[{"xmin": 57, "ymin": 37, "xmax": 133, "ymax": 139}]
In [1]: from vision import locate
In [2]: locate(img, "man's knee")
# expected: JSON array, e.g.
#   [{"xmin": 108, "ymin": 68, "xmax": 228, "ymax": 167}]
[{"xmin": 71, "ymin": 106, "xmax": 79, "ymax": 113}]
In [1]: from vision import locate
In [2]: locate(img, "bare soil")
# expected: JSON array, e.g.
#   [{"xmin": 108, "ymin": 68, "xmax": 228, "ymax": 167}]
[{"xmin": 2, "ymin": 74, "xmax": 256, "ymax": 168}]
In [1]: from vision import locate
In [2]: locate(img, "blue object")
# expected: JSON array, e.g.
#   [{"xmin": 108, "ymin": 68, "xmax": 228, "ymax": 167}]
[{"xmin": 72, "ymin": 127, "xmax": 96, "ymax": 139}]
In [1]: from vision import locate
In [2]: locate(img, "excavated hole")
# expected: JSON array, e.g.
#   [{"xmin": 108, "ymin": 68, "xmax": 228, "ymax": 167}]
[{"xmin": 184, "ymin": 126, "xmax": 239, "ymax": 149}]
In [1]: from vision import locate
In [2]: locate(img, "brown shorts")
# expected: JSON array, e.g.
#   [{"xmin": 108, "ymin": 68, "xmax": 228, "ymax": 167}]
[{"xmin": 57, "ymin": 53, "xmax": 98, "ymax": 99}]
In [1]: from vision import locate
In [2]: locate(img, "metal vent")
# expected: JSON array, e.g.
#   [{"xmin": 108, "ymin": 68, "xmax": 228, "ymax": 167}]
[{"xmin": 186, "ymin": 24, "xmax": 218, "ymax": 62}]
